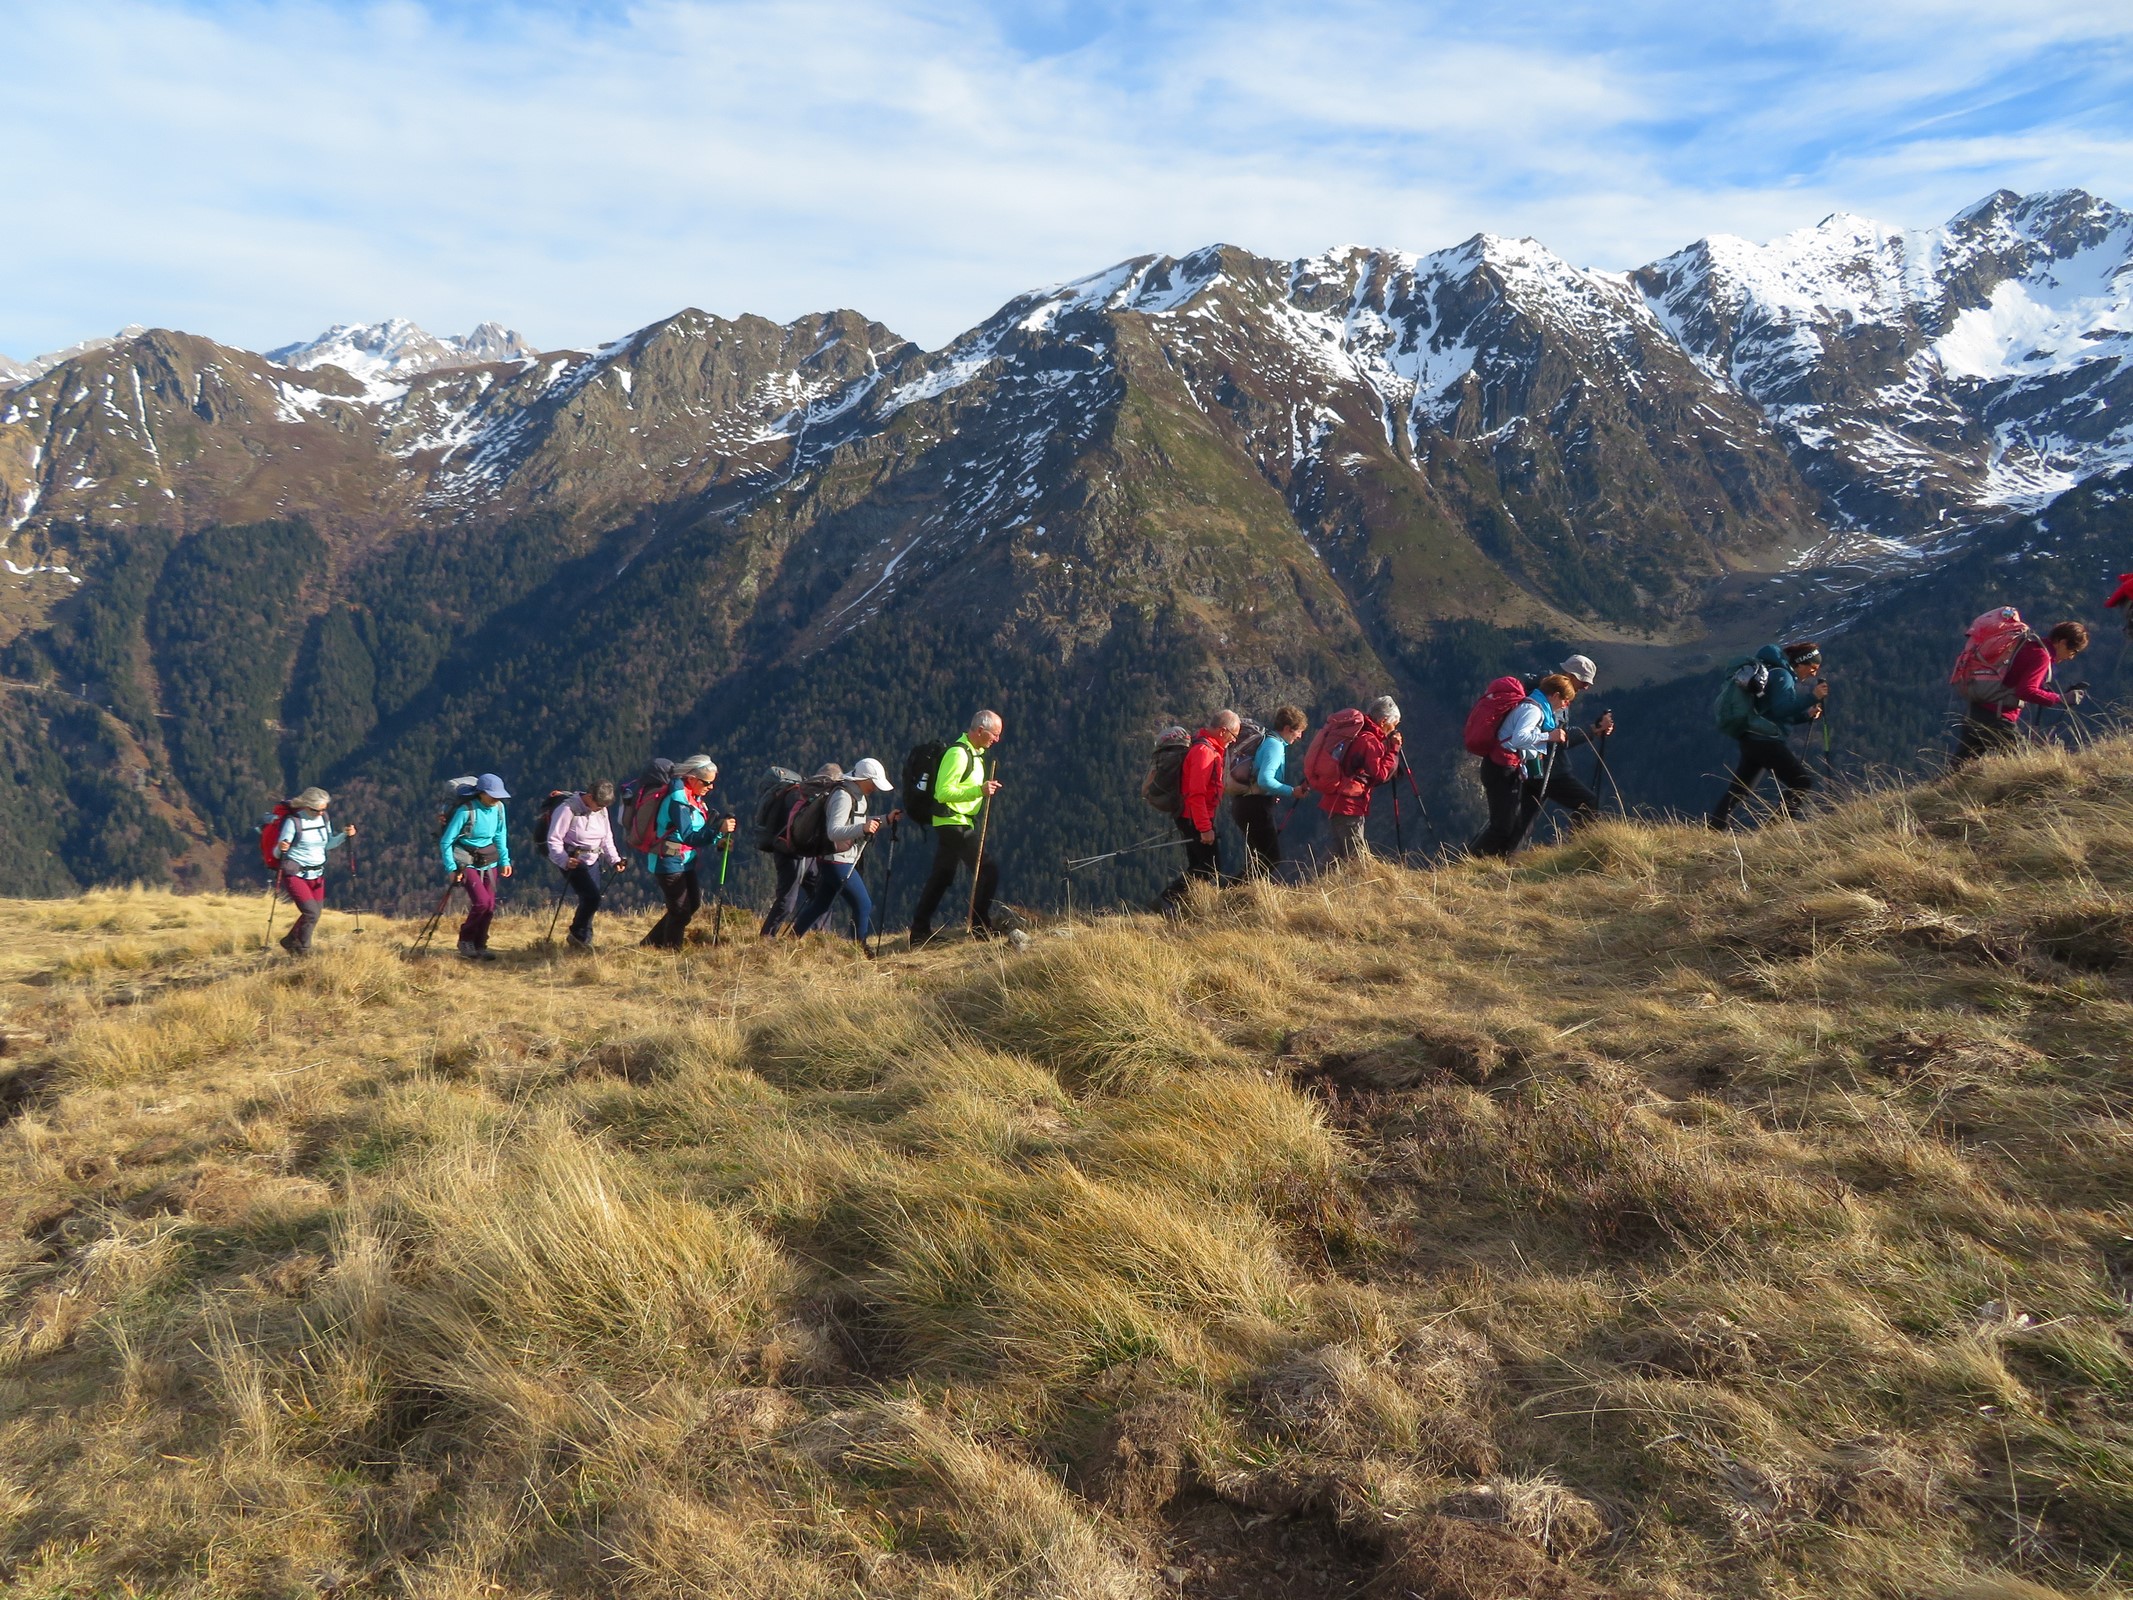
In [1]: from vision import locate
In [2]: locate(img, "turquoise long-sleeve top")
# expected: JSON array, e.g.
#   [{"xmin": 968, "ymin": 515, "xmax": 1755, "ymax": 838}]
[
  {"xmin": 1252, "ymin": 734, "xmax": 1297, "ymax": 797},
  {"xmin": 440, "ymin": 799, "xmax": 511, "ymax": 875}
]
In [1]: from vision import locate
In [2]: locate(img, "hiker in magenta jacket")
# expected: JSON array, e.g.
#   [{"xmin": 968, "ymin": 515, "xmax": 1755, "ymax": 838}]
[
  {"xmin": 1318, "ymin": 696, "xmax": 1402, "ymax": 863},
  {"xmin": 1159, "ymin": 712, "xmax": 1238, "ymax": 910},
  {"xmin": 1952, "ymin": 621, "xmax": 2091, "ymax": 767}
]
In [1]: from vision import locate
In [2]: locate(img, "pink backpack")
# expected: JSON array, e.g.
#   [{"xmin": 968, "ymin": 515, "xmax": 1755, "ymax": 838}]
[
  {"xmin": 1950, "ymin": 607, "xmax": 2036, "ymax": 705},
  {"xmin": 1463, "ymin": 676, "xmax": 1531, "ymax": 764}
]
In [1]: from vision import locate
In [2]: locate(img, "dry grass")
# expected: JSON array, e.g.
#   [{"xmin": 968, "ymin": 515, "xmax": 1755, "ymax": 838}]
[{"xmin": 2, "ymin": 741, "xmax": 2131, "ymax": 1598}]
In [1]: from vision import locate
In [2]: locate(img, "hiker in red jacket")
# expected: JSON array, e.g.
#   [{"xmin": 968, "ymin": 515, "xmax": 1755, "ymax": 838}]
[
  {"xmin": 1952, "ymin": 620, "xmax": 2090, "ymax": 768},
  {"xmin": 1316, "ymin": 696, "xmax": 1402, "ymax": 863},
  {"xmin": 1158, "ymin": 711, "xmax": 1239, "ymax": 911}
]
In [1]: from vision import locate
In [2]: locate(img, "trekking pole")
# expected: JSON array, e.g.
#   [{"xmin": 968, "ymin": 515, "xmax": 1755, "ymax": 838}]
[
  {"xmin": 546, "ymin": 885, "xmax": 567, "ymax": 944},
  {"xmin": 1389, "ymin": 772, "xmax": 1406, "ymax": 859},
  {"xmin": 263, "ymin": 878, "xmax": 280, "ymax": 951},
  {"xmin": 711, "ymin": 834, "xmax": 731, "ymax": 947},
  {"xmin": 347, "ymin": 829, "xmax": 363, "ymax": 933},
  {"xmin": 871, "ymin": 819, "xmax": 900, "ymax": 958},
  {"xmin": 409, "ymin": 883, "xmax": 453, "ymax": 955},
  {"xmin": 1397, "ymin": 757, "xmax": 1439, "ymax": 854},
  {"xmin": 966, "ymin": 754, "xmax": 996, "ymax": 932},
  {"xmin": 1591, "ymin": 732, "xmax": 1628, "ymax": 816}
]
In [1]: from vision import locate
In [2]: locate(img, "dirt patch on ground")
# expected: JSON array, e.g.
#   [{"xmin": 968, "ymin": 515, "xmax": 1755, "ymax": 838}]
[{"xmin": 1159, "ymin": 1489, "xmax": 1377, "ymax": 1599}]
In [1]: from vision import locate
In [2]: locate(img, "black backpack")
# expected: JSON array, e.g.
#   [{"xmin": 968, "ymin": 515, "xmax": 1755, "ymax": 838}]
[
  {"xmin": 901, "ymin": 739, "xmax": 951, "ymax": 825},
  {"xmin": 781, "ymin": 789, "xmax": 838, "ymax": 857},
  {"xmin": 619, "ymin": 759, "xmax": 678, "ymax": 858},
  {"xmin": 530, "ymin": 788, "xmax": 572, "ymax": 859},
  {"xmin": 752, "ymin": 766, "xmax": 805, "ymax": 853}
]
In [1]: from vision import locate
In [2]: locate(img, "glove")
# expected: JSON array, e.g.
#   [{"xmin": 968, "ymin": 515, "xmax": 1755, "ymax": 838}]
[{"xmin": 2066, "ymin": 684, "xmax": 2089, "ymax": 707}]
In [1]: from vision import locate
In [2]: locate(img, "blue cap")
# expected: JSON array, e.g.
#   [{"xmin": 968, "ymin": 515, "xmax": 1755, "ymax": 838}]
[{"xmin": 477, "ymin": 772, "xmax": 510, "ymax": 799}]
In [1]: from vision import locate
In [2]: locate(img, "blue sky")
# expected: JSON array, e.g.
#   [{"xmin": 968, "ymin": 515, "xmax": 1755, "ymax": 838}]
[{"xmin": 3, "ymin": 0, "xmax": 2129, "ymax": 356}]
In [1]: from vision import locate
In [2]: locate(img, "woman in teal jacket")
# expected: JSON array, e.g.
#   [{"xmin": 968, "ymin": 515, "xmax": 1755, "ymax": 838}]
[{"xmin": 440, "ymin": 773, "xmax": 513, "ymax": 959}]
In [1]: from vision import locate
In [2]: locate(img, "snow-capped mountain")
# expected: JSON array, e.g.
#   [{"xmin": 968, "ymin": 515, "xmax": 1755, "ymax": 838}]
[
  {"xmin": 1637, "ymin": 189, "xmax": 2132, "ymax": 530},
  {"xmin": 264, "ymin": 319, "xmax": 537, "ymax": 387}
]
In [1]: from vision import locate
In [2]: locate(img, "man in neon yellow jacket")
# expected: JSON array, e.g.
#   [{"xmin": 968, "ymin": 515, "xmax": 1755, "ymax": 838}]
[{"xmin": 908, "ymin": 710, "xmax": 1004, "ymax": 948}]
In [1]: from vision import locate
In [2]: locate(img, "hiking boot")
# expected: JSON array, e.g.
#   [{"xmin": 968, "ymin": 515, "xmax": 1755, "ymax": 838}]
[
  {"xmin": 566, "ymin": 932, "xmax": 593, "ymax": 952},
  {"xmin": 908, "ymin": 927, "xmax": 938, "ymax": 951},
  {"xmin": 457, "ymin": 939, "xmax": 481, "ymax": 959}
]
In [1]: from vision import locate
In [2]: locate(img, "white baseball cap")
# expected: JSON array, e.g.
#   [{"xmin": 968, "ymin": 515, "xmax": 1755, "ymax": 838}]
[
  {"xmin": 848, "ymin": 757, "xmax": 894, "ymax": 791},
  {"xmin": 1559, "ymin": 654, "xmax": 1598, "ymax": 686}
]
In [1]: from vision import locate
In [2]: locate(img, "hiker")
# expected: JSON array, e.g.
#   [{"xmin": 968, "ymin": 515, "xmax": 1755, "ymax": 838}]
[
  {"xmin": 269, "ymin": 787, "xmax": 353, "ymax": 956},
  {"xmin": 1159, "ymin": 711, "xmax": 1239, "ymax": 909},
  {"xmin": 545, "ymin": 780, "xmax": 626, "ymax": 950},
  {"xmin": 643, "ymin": 755, "xmax": 735, "ymax": 950},
  {"xmin": 440, "ymin": 773, "xmax": 513, "ymax": 959},
  {"xmin": 791, "ymin": 758, "xmax": 897, "ymax": 943},
  {"xmin": 908, "ymin": 710, "xmax": 1004, "ymax": 949},
  {"xmin": 1308, "ymin": 696, "xmax": 1402, "ymax": 863},
  {"xmin": 761, "ymin": 856, "xmax": 824, "ymax": 938},
  {"xmin": 1951, "ymin": 619, "xmax": 2090, "ymax": 768},
  {"xmin": 753, "ymin": 765, "xmax": 830, "ymax": 938},
  {"xmin": 1230, "ymin": 706, "xmax": 1308, "ymax": 875},
  {"xmin": 1469, "ymin": 674, "xmax": 1587, "ymax": 858},
  {"xmin": 2109, "ymin": 574, "xmax": 2133, "ymax": 639},
  {"xmin": 1709, "ymin": 643, "xmax": 1827, "ymax": 829}
]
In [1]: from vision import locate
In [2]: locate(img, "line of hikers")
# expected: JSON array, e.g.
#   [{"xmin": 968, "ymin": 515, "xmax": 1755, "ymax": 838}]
[{"xmin": 259, "ymin": 592, "xmax": 2115, "ymax": 954}]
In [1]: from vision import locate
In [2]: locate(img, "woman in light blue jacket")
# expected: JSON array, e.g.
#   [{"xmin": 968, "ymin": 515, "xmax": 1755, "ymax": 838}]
[
  {"xmin": 1228, "ymin": 705, "xmax": 1309, "ymax": 876},
  {"xmin": 439, "ymin": 773, "xmax": 513, "ymax": 960}
]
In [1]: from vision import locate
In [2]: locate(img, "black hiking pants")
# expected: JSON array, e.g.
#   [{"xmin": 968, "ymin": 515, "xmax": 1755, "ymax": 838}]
[
  {"xmin": 643, "ymin": 865, "xmax": 701, "ymax": 948},
  {"xmin": 1159, "ymin": 818, "xmax": 1223, "ymax": 910},
  {"xmin": 1711, "ymin": 736, "xmax": 1813, "ymax": 828},
  {"xmin": 1468, "ymin": 760, "xmax": 1537, "ymax": 858},
  {"xmin": 909, "ymin": 825, "xmax": 998, "ymax": 938},
  {"xmin": 563, "ymin": 863, "xmax": 604, "ymax": 944},
  {"xmin": 1525, "ymin": 768, "xmax": 1600, "ymax": 837},
  {"xmin": 1950, "ymin": 704, "xmax": 2020, "ymax": 769},
  {"xmin": 1231, "ymin": 794, "xmax": 1281, "ymax": 875},
  {"xmin": 760, "ymin": 853, "xmax": 818, "ymax": 937}
]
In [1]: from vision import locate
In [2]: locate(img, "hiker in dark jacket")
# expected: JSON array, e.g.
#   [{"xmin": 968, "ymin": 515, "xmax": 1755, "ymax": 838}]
[
  {"xmin": 1951, "ymin": 621, "xmax": 2090, "ymax": 768},
  {"xmin": 546, "ymin": 781, "xmax": 625, "ymax": 951},
  {"xmin": 1231, "ymin": 706, "xmax": 1308, "ymax": 875},
  {"xmin": 1159, "ymin": 711, "xmax": 1239, "ymax": 910},
  {"xmin": 1318, "ymin": 696, "xmax": 1401, "ymax": 863},
  {"xmin": 909, "ymin": 711, "xmax": 1004, "ymax": 949},
  {"xmin": 440, "ymin": 773, "xmax": 512, "ymax": 960},
  {"xmin": 1470, "ymin": 675, "xmax": 1592, "ymax": 857},
  {"xmin": 642, "ymin": 755, "xmax": 736, "ymax": 950},
  {"xmin": 270, "ymin": 787, "xmax": 354, "ymax": 956},
  {"xmin": 793, "ymin": 758, "xmax": 897, "ymax": 943},
  {"xmin": 1709, "ymin": 643, "xmax": 1827, "ymax": 829}
]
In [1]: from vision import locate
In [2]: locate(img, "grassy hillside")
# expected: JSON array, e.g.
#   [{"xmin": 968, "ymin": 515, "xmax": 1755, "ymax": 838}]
[{"xmin": 3, "ymin": 742, "xmax": 2131, "ymax": 1599}]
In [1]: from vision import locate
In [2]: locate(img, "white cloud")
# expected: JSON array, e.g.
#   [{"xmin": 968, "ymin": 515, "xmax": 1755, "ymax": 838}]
[{"xmin": 0, "ymin": 0, "xmax": 2127, "ymax": 359}]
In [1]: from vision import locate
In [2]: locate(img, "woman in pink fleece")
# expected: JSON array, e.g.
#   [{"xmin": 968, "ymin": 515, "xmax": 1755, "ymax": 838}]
[{"xmin": 1952, "ymin": 621, "xmax": 2090, "ymax": 768}]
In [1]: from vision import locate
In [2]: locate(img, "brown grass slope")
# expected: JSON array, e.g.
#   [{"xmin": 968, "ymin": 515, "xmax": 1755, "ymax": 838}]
[{"xmin": 2, "ymin": 741, "xmax": 2131, "ymax": 1600}]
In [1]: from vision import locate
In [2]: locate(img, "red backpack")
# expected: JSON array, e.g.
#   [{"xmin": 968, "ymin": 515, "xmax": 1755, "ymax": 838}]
[
  {"xmin": 1949, "ymin": 607, "xmax": 2035, "ymax": 705},
  {"xmin": 1464, "ymin": 676, "xmax": 1531, "ymax": 764},
  {"xmin": 257, "ymin": 802, "xmax": 294, "ymax": 871},
  {"xmin": 1302, "ymin": 708, "xmax": 1370, "ymax": 794}
]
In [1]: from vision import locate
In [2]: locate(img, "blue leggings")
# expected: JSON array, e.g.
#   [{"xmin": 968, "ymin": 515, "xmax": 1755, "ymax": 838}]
[{"xmin": 792, "ymin": 860, "xmax": 873, "ymax": 940}]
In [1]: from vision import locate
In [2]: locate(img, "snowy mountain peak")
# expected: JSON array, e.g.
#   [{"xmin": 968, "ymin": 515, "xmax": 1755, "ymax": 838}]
[
  {"xmin": 0, "ymin": 326, "xmax": 150, "ymax": 389},
  {"xmin": 265, "ymin": 319, "xmax": 538, "ymax": 384}
]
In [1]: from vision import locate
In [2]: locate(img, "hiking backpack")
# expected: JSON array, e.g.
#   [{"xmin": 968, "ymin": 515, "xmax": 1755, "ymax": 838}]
[
  {"xmin": 1949, "ymin": 607, "xmax": 2037, "ymax": 706},
  {"xmin": 751, "ymin": 766, "xmax": 806, "ymax": 853},
  {"xmin": 901, "ymin": 740, "xmax": 952, "ymax": 826},
  {"xmin": 780, "ymin": 788, "xmax": 838, "ymax": 857},
  {"xmin": 1713, "ymin": 659, "xmax": 1771, "ymax": 738},
  {"xmin": 530, "ymin": 789, "xmax": 571, "ymax": 858},
  {"xmin": 1463, "ymin": 677, "xmax": 1531, "ymax": 763},
  {"xmin": 1223, "ymin": 719, "xmax": 1268, "ymax": 792},
  {"xmin": 618, "ymin": 759, "xmax": 678, "ymax": 858},
  {"xmin": 1141, "ymin": 727, "xmax": 1192, "ymax": 815},
  {"xmin": 257, "ymin": 802, "xmax": 294, "ymax": 871},
  {"xmin": 1302, "ymin": 708, "xmax": 1369, "ymax": 795}
]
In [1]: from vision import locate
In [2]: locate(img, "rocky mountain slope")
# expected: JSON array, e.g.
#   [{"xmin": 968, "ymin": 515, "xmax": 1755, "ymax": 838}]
[{"xmin": 0, "ymin": 188, "xmax": 2125, "ymax": 898}]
